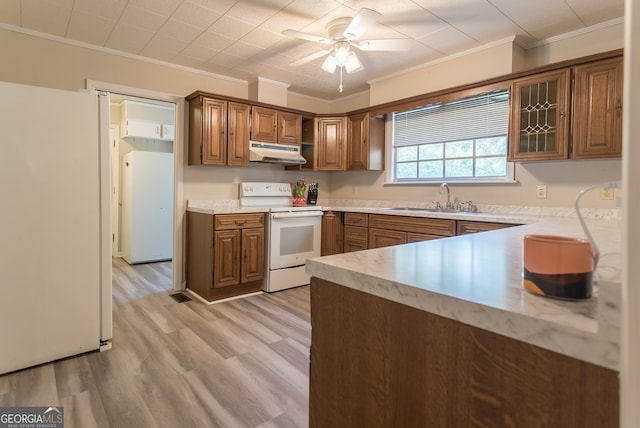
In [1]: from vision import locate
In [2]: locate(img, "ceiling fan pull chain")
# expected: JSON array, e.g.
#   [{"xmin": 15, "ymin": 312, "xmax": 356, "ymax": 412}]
[{"xmin": 339, "ymin": 67, "xmax": 344, "ymax": 93}]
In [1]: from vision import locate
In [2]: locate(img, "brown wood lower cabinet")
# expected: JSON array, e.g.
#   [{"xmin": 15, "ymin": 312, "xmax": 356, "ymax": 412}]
[
  {"xmin": 338, "ymin": 213, "xmax": 518, "ymax": 252},
  {"xmin": 456, "ymin": 220, "xmax": 518, "ymax": 235},
  {"xmin": 309, "ymin": 278, "xmax": 619, "ymax": 428},
  {"xmin": 368, "ymin": 214, "xmax": 455, "ymax": 248},
  {"xmin": 343, "ymin": 212, "xmax": 368, "ymax": 252},
  {"xmin": 321, "ymin": 211, "xmax": 343, "ymax": 256},
  {"xmin": 368, "ymin": 227, "xmax": 406, "ymax": 247},
  {"xmin": 186, "ymin": 211, "xmax": 265, "ymax": 302}
]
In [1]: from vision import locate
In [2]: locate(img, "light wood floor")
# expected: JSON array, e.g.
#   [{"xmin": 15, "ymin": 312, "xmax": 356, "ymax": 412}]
[{"xmin": 0, "ymin": 258, "xmax": 311, "ymax": 428}]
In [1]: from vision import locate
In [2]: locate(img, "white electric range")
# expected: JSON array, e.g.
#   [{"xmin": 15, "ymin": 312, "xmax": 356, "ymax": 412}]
[{"xmin": 240, "ymin": 182, "xmax": 322, "ymax": 292}]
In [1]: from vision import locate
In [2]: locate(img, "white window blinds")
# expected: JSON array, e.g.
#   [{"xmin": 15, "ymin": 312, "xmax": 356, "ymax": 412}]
[{"xmin": 393, "ymin": 89, "xmax": 510, "ymax": 147}]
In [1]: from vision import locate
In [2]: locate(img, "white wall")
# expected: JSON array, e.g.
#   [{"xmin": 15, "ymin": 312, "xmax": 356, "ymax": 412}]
[
  {"xmin": 0, "ymin": 27, "xmax": 248, "ymax": 98},
  {"xmin": 183, "ymin": 164, "xmax": 331, "ymax": 203},
  {"xmin": 328, "ymin": 159, "xmax": 621, "ymax": 209},
  {"xmin": 370, "ymin": 38, "xmax": 518, "ymax": 105}
]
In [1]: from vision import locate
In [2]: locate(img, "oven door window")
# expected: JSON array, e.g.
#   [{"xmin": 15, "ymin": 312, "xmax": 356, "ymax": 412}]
[{"xmin": 270, "ymin": 214, "xmax": 321, "ymax": 269}]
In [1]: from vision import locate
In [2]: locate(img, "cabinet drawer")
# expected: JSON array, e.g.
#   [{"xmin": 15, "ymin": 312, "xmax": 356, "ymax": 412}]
[
  {"xmin": 215, "ymin": 213, "xmax": 265, "ymax": 230},
  {"xmin": 369, "ymin": 214, "xmax": 455, "ymax": 237},
  {"xmin": 344, "ymin": 225, "xmax": 368, "ymax": 253},
  {"xmin": 344, "ymin": 240, "xmax": 368, "ymax": 253},
  {"xmin": 344, "ymin": 225, "xmax": 368, "ymax": 241},
  {"xmin": 456, "ymin": 220, "xmax": 517, "ymax": 235},
  {"xmin": 344, "ymin": 212, "xmax": 369, "ymax": 227},
  {"xmin": 407, "ymin": 232, "xmax": 442, "ymax": 243},
  {"xmin": 369, "ymin": 228, "xmax": 406, "ymax": 249}
]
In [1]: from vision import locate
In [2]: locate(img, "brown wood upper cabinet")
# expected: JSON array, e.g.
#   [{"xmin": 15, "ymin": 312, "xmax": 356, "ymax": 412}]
[
  {"xmin": 251, "ymin": 106, "xmax": 278, "ymax": 143},
  {"xmin": 188, "ymin": 96, "xmax": 251, "ymax": 166},
  {"xmin": 227, "ymin": 102, "xmax": 251, "ymax": 166},
  {"xmin": 509, "ymin": 69, "xmax": 571, "ymax": 161},
  {"xmin": 347, "ymin": 112, "xmax": 385, "ymax": 171},
  {"xmin": 317, "ymin": 117, "xmax": 347, "ymax": 171},
  {"xmin": 509, "ymin": 56, "xmax": 622, "ymax": 161},
  {"xmin": 278, "ymin": 111, "xmax": 302, "ymax": 144},
  {"xmin": 572, "ymin": 57, "xmax": 623, "ymax": 159},
  {"xmin": 251, "ymin": 106, "xmax": 303, "ymax": 145}
]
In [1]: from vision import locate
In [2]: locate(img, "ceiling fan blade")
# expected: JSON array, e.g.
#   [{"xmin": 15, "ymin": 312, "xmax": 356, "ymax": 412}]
[
  {"xmin": 357, "ymin": 39, "xmax": 413, "ymax": 51},
  {"xmin": 343, "ymin": 8, "xmax": 381, "ymax": 40},
  {"xmin": 288, "ymin": 49, "xmax": 333, "ymax": 67},
  {"xmin": 282, "ymin": 29, "xmax": 331, "ymax": 45}
]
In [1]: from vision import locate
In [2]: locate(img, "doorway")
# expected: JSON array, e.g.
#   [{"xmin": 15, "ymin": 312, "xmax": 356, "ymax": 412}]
[
  {"xmin": 87, "ymin": 80, "xmax": 184, "ymax": 293},
  {"xmin": 109, "ymin": 96, "xmax": 174, "ymax": 265}
]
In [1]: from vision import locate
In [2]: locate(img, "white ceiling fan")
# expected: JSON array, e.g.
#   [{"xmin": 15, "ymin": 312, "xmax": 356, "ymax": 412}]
[{"xmin": 282, "ymin": 8, "xmax": 412, "ymax": 92}]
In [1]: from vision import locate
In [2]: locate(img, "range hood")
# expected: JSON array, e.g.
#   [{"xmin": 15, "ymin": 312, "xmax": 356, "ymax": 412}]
[{"xmin": 249, "ymin": 141, "xmax": 307, "ymax": 165}]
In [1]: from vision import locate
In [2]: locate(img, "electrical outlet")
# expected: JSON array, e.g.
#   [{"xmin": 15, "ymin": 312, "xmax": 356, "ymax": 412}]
[
  {"xmin": 600, "ymin": 187, "xmax": 614, "ymax": 200},
  {"xmin": 536, "ymin": 185, "xmax": 547, "ymax": 199}
]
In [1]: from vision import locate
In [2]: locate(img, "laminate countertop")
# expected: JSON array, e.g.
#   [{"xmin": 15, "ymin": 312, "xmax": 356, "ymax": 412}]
[{"xmin": 306, "ymin": 213, "xmax": 621, "ymax": 371}]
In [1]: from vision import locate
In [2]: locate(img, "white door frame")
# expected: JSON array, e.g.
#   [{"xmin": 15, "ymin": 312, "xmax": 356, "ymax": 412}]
[{"xmin": 86, "ymin": 79, "xmax": 185, "ymax": 292}]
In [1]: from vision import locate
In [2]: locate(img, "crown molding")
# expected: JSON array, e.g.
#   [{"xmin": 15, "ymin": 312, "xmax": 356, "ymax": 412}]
[{"xmin": 526, "ymin": 17, "xmax": 624, "ymax": 49}]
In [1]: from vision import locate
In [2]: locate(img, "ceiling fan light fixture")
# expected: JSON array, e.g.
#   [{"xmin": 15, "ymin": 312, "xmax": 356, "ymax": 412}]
[
  {"xmin": 345, "ymin": 51, "xmax": 363, "ymax": 73},
  {"xmin": 321, "ymin": 54, "xmax": 337, "ymax": 73},
  {"xmin": 334, "ymin": 42, "xmax": 350, "ymax": 66}
]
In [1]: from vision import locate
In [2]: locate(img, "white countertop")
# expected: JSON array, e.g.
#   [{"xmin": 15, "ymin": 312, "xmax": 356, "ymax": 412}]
[
  {"xmin": 306, "ymin": 213, "xmax": 621, "ymax": 371},
  {"xmin": 187, "ymin": 200, "xmax": 270, "ymax": 214}
]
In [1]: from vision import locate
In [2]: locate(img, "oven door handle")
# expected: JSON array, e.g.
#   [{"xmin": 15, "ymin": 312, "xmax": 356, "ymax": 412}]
[{"xmin": 271, "ymin": 211, "xmax": 323, "ymax": 219}]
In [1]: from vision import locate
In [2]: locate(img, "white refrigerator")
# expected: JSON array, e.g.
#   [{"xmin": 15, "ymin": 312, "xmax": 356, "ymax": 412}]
[
  {"xmin": 121, "ymin": 151, "xmax": 173, "ymax": 264},
  {"xmin": 0, "ymin": 81, "xmax": 112, "ymax": 375}
]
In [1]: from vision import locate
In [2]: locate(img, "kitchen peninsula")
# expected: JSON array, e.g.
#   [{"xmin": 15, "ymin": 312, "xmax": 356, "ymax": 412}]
[{"xmin": 306, "ymin": 212, "xmax": 621, "ymax": 427}]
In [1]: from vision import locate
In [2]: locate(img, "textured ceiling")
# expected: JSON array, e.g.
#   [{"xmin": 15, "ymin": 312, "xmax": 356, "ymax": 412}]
[{"xmin": 0, "ymin": 0, "xmax": 625, "ymax": 100}]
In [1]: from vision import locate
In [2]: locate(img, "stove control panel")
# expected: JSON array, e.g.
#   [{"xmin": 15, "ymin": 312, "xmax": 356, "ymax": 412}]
[{"xmin": 240, "ymin": 182, "xmax": 292, "ymax": 197}]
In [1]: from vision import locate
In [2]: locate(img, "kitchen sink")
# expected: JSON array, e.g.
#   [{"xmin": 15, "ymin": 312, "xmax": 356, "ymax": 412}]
[
  {"xmin": 379, "ymin": 207, "xmax": 439, "ymax": 212},
  {"xmin": 379, "ymin": 207, "xmax": 478, "ymax": 214}
]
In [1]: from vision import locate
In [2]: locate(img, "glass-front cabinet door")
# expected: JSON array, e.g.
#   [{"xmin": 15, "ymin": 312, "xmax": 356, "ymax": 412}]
[{"xmin": 509, "ymin": 69, "xmax": 571, "ymax": 161}]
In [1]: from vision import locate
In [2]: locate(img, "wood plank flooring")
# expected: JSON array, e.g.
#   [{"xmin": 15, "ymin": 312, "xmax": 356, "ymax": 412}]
[{"xmin": 0, "ymin": 258, "xmax": 311, "ymax": 428}]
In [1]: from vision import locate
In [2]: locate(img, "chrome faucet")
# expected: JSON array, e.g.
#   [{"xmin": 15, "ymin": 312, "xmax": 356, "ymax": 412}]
[{"xmin": 439, "ymin": 182, "xmax": 453, "ymax": 210}]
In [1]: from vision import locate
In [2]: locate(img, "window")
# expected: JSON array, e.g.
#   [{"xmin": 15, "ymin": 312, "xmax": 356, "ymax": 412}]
[{"xmin": 391, "ymin": 89, "xmax": 511, "ymax": 182}]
